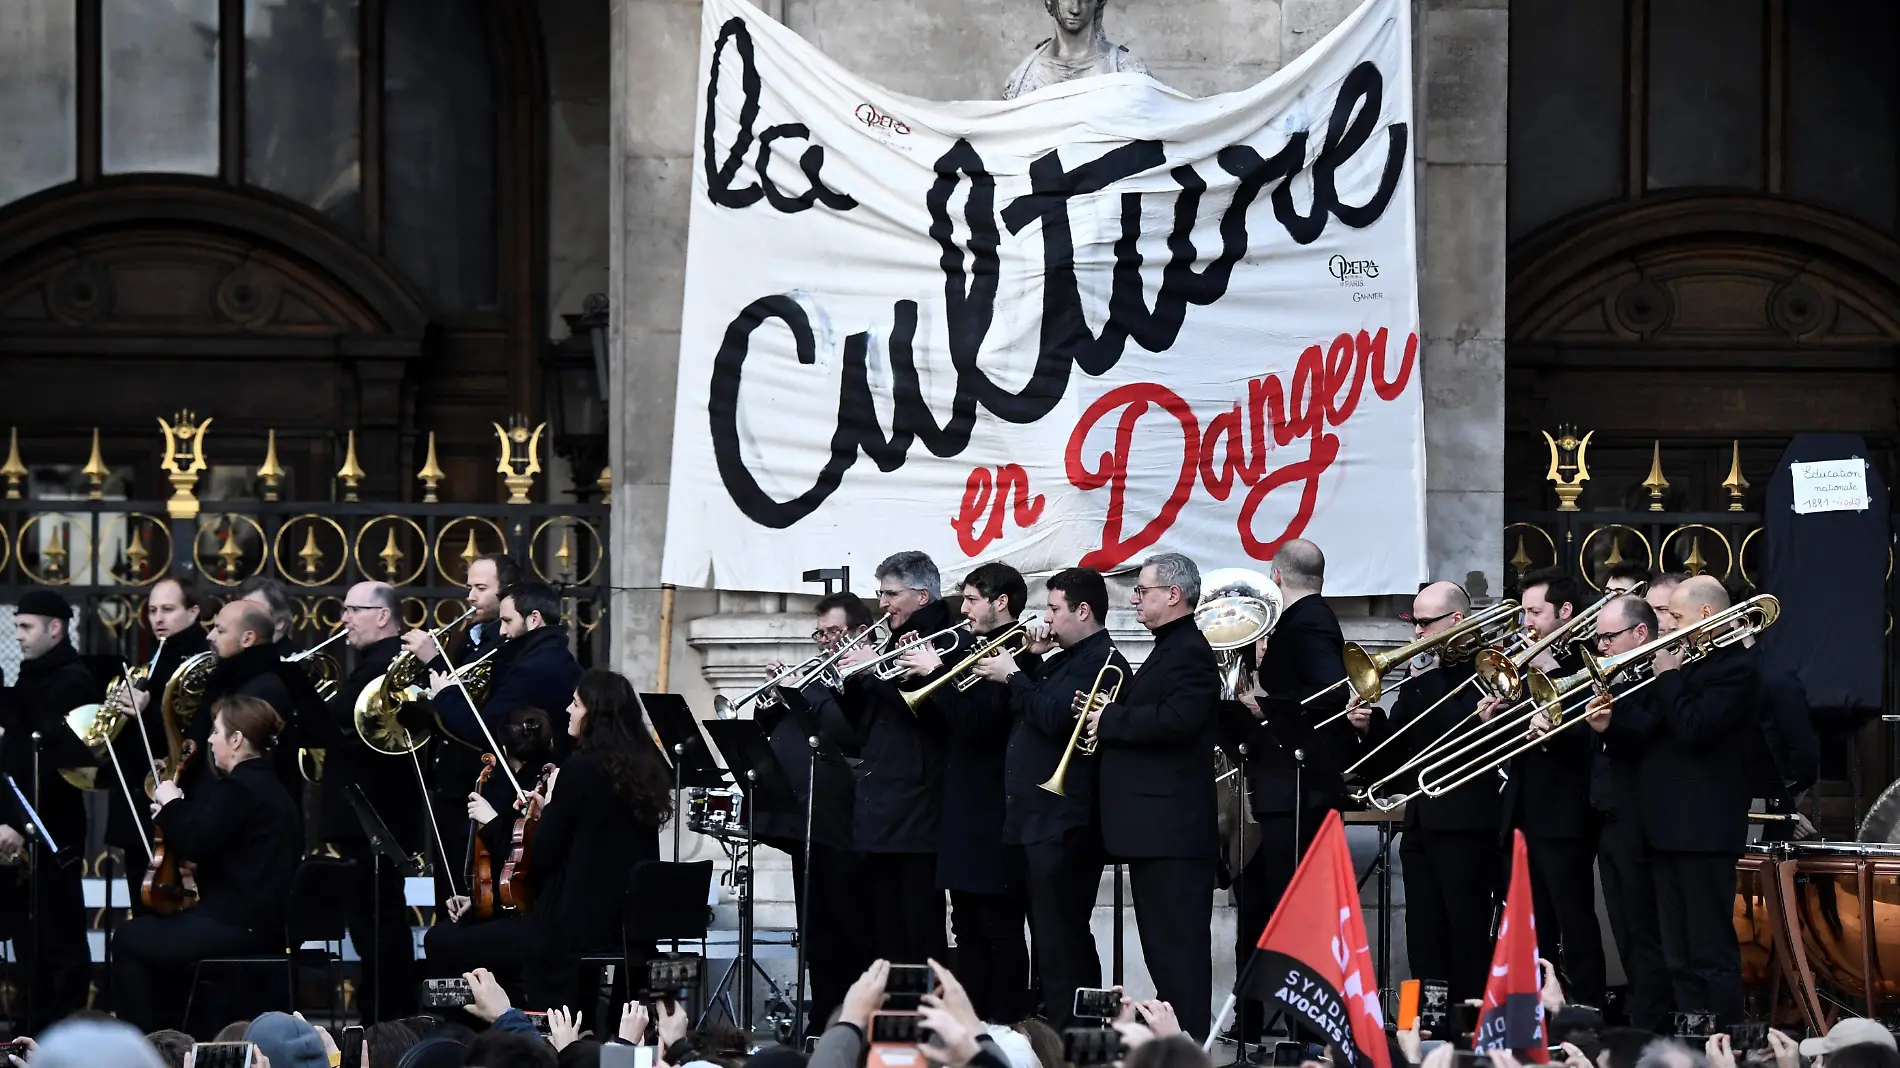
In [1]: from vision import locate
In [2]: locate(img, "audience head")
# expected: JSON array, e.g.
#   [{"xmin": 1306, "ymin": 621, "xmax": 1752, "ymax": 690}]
[
  {"xmin": 236, "ymin": 575, "xmax": 293, "ymax": 642},
  {"xmin": 246, "ymin": 1011, "xmax": 331, "ymax": 1068},
  {"xmin": 876, "ymin": 550, "xmax": 942, "ymax": 628},
  {"xmin": 468, "ymin": 553, "xmax": 523, "ymax": 623},
  {"xmin": 1823, "ymin": 1043, "xmax": 1900, "ymax": 1068},
  {"xmin": 29, "ymin": 1018, "xmax": 166, "ymax": 1068},
  {"xmin": 462, "ymin": 1031, "xmax": 557, "ymax": 1068},
  {"xmin": 1133, "ymin": 553, "xmax": 1199, "ymax": 630},
  {"xmin": 982, "ymin": 1025, "xmax": 1040, "ymax": 1068},
  {"xmin": 1801, "ymin": 1018, "xmax": 1899, "ymax": 1064},
  {"xmin": 556, "ymin": 1040, "xmax": 606, "ymax": 1068},
  {"xmin": 1270, "ymin": 538, "xmax": 1325, "ymax": 596},
  {"xmin": 568, "ymin": 669, "xmax": 674, "ymax": 827},
  {"xmin": 345, "ymin": 581, "xmax": 403, "ymax": 649},
  {"xmin": 960, "ymin": 562, "xmax": 1029, "ymax": 632},
  {"xmin": 1014, "ymin": 1019, "xmax": 1065, "ymax": 1068},
  {"xmin": 145, "ymin": 1029, "xmax": 193, "ymax": 1068},
  {"xmin": 213, "ymin": 1020, "xmax": 253, "ymax": 1043},
  {"xmin": 1045, "ymin": 567, "xmax": 1109, "ymax": 647},
  {"xmin": 211, "ymin": 599, "xmax": 275, "ymax": 658},
  {"xmin": 1127, "ymin": 1036, "xmax": 1214, "ymax": 1068},
  {"xmin": 500, "ymin": 581, "xmax": 562, "ymax": 640},
  {"xmin": 1597, "ymin": 1028, "xmax": 1660, "ymax": 1068},
  {"xmin": 146, "ymin": 578, "xmax": 203, "ymax": 641},
  {"xmin": 1633, "ymin": 1038, "xmax": 1704, "ymax": 1068},
  {"xmin": 365, "ymin": 1020, "xmax": 420, "ymax": 1068}
]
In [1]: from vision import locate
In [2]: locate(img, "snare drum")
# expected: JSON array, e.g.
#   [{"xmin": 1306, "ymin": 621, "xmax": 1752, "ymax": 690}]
[{"xmin": 686, "ymin": 786, "xmax": 746, "ymax": 839}]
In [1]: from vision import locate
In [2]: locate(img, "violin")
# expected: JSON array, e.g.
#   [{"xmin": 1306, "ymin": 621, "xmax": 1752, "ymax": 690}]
[
  {"xmin": 468, "ymin": 754, "xmax": 499, "ymax": 920},
  {"xmin": 142, "ymin": 739, "xmax": 199, "ymax": 915},
  {"xmin": 497, "ymin": 762, "xmax": 556, "ymax": 913}
]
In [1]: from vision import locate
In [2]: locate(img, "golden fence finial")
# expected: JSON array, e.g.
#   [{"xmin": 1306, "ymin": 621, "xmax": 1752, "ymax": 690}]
[
  {"xmin": 493, "ymin": 416, "xmax": 545, "ymax": 505},
  {"xmin": 124, "ymin": 525, "xmax": 150, "ymax": 581},
  {"xmin": 258, "ymin": 430, "xmax": 286, "ymax": 502},
  {"xmin": 298, "ymin": 525, "xmax": 325, "ymax": 579},
  {"xmin": 82, "ymin": 428, "xmax": 110, "ymax": 500},
  {"xmin": 1722, "ymin": 440, "xmax": 1749, "ymax": 512},
  {"xmin": 417, "ymin": 432, "xmax": 446, "ymax": 503},
  {"xmin": 336, "ymin": 430, "xmax": 366, "ymax": 502},
  {"xmin": 597, "ymin": 464, "xmax": 612, "ymax": 505},
  {"xmin": 157, "ymin": 411, "xmax": 212, "ymax": 520},
  {"xmin": 378, "ymin": 527, "xmax": 405, "ymax": 580},
  {"xmin": 0, "ymin": 428, "xmax": 24, "ymax": 500},
  {"xmin": 1643, "ymin": 441, "xmax": 1670, "ymax": 512},
  {"xmin": 1540, "ymin": 425, "xmax": 1592, "ymax": 512}
]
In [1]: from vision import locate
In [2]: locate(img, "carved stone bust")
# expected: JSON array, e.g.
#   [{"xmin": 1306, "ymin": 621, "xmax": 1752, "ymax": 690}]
[{"xmin": 1004, "ymin": 0, "xmax": 1148, "ymax": 100}]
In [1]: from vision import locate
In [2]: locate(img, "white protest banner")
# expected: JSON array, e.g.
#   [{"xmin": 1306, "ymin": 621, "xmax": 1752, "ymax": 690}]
[
  {"xmin": 661, "ymin": 0, "xmax": 1425, "ymax": 596},
  {"xmin": 1791, "ymin": 459, "xmax": 1871, "ymax": 515}
]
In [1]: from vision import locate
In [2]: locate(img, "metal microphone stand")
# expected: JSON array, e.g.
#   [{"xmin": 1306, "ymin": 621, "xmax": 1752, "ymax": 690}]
[
  {"xmin": 791, "ymin": 734, "xmax": 817, "ymax": 1039},
  {"xmin": 8, "ymin": 737, "xmax": 58, "ymax": 1033}
]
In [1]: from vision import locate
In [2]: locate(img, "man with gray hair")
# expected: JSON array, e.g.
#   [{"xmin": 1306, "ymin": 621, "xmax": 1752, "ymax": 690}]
[
  {"xmin": 834, "ymin": 549, "xmax": 959, "ymax": 962},
  {"xmin": 1078, "ymin": 550, "xmax": 1221, "ymax": 1039}
]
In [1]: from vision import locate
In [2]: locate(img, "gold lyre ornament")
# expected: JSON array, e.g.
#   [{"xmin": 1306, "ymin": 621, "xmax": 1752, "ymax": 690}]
[
  {"xmin": 158, "ymin": 412, "xmax": 213, "ymax": 520},
  {"xmin": 493, "ymin": 418, "xmax": 545, "ymax": 505},
  {"xmin": 1541, "ymin": 426, "xmax": 1592, "ymax": 512}
]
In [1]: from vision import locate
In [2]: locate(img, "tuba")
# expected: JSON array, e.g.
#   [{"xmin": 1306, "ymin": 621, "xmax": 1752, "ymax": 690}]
[{"xmin": 1194, "ymin": 568, "xmax": 1283, "ymax": 700}]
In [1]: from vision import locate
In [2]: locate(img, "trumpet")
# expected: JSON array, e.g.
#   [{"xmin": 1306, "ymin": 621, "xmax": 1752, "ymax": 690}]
[
  {"xmin": 712, "ymin": 612, "xmax": 894, "ymax": 720},
  {"xmin": 837, "ymin": 620, "xmax": 974, "ymax": 684},
  {"xmin": 901, "ymin": 614, "xmax": 1043, "ymax": 710},
  {"xmin": 1404, "ymin": 594, "xmax": 1781, "ymax": 802},
  {"xmin": 1039, "ymin": 652, "xmax": 1125, "ymax": 796}
]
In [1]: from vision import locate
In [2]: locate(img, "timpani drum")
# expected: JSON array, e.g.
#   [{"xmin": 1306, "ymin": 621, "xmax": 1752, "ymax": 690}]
[{"xmin": 1777, "ymin": 840, "xmax": 1900, "ymax": 1026}]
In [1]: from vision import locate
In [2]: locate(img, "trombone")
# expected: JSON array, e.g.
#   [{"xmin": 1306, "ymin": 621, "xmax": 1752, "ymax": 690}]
[
  {"xmin": 837, "ymin": 620, "xmax": 974, "ymax": 684},
  {"xmin": 1314, "ymin": 599, "xmax": 1522, "ymax": 730},
  {"xmin": 1039, "ymin": 652, "xmax": 1125, "ymax": 796},
  {"xmin": 712, "ymin": 611, "xmax": 894, "ymax": 719},
  {"xmin": 902, "ymin": 614, "xmax": 1043, "ymax": 710},
  {"xmin": 1472, "ymin": 583, "xmax": 1638, "ymax": 702},
  {"xmin": 1406, "ymin": 594, "xmax": 1781, "ymax": 801}
]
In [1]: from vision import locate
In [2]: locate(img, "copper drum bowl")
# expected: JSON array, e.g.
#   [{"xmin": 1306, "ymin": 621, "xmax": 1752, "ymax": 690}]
[
  {"xmin": 1736, "ymin": 846, "xmax": 1782, "ymax": 995},
  {"xmin": 1780, "ymin": 842, "xmax": 1900, "ymax": 1024}
]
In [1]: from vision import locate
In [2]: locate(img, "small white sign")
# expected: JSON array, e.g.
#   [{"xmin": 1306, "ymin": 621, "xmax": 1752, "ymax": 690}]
[{"xmin": 1791, "ymin": 458, "xmax": 1869, "ymax": 515}]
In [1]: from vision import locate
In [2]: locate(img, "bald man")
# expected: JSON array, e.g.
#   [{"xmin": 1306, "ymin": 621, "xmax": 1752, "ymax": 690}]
[
  {"xmin": 1363, "ymin": 581, "xmax": 1501, "ymax": 1004},
  {"xmin": 322, "ymin": 581, "xmax": 420, "ymax": 1023},
  {"xmin": 195, "ymin": 601, "xmax": 296, "ymax": 798},
  {"xmin": 1635, "ymin": 575, "xmax": 1760, "ymax": 1025}
]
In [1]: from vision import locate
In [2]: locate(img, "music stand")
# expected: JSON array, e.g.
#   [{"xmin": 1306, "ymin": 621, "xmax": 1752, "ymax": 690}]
[
  {"xmin": 644, "ymin": 692, "xmax": 728, "ymax": 863},
  {"xmin": 348, "ymin": 784, "xmax": 418, "ymax": 1023},
  {"xmin": 702, "ymin": 719, "xmax": 798, "ymax": 1037}
]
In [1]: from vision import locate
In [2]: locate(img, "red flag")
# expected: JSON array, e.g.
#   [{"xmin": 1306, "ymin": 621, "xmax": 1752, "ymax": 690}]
[
  {"xmin": 1241, "ymin": 810, "xmax": 1390, "ymax": 1068},
  {"xmin": 1473, "ymin": 830, "xmax": 1548, "ymax": 1061}
]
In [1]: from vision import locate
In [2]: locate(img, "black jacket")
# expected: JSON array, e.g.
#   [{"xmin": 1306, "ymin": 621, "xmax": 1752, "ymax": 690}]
[
  {"xmin": 1094, "ymin": 616, "xmax": 1221, "ymax": 860},
  {"xmin": 427, "ymin": 623, "xmax": 509, "ymax": 798},
  {"xmin": 438, "ymin": 625, "xmax": 582, "ymax": 758},
  {"xmin": 838, "ymin": 599, "xmax": 955, "ymax": 854},
  {"xmin": 1004, "ymin": 628, "xmax": 1126, "ymax": 846},
  {"xmin": 1246, "ymin": 595, "xmax": 1355, "ymax": 814},
  {"xmin": 196, "ymin": 644, "xmax": 298, "ymax": 801},
  {"xmin": 1500, "ymin": 647, "xmax": 1595, "ymax": 841},
  {"xmin": 1373, "ymin": 658, "xmax": 1502, "ymax": 834},
  {"xmin": 321, "ymin": 636, "xmax": 427, "ymax": 849},
  {"xmin": 103, "ymin": 626, "xmax": 210, "ymax": 848},
  {"xmin": 922, "ymin": 626, "xmax": 1037, "ymax": 896},
  {"xmin": 1635, "ymin": 644, "xmax": 1760, "ymax": 854},
  {"xmin": 1747, "ymin": 653, "xmax": 1818, "ymax": 810},
  {"xmin": 527, "ymin": 751, "xmax": 662, "ymax": 954},
  {"xmin": 1, "ymin": 643, "xmax": 100, "ymax": 852},
  {"xmin": 155, "ymin": 755, "xmax": 300, "ymax": 934},
  {"xmin": 753, "ymin": 681, "xmax": 857, "ymax": 851}
]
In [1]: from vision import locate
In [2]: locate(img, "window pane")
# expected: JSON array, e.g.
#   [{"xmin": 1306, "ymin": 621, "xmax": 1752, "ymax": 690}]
[
  {"xmin": 1508, "ymin": 0, "xmax": 1626, "ymax": 240},
  {"xmin": 1788, "ymin": 0, "xmax": 1898, "ymax": 231},
  {"xmin": 0, "ymin": 3, "xmax": 76, "ymax": 207},
  {"xmin": 246, "ymin": 0, "xmax": 361, "ymax": 229},
  {"xmin": 386, "ymin": 0, "xmax": 497, "ymax": 311},
  {"xmin": 102, "ymin": 0, "xmax": 220, "ymax": 176},
  {"xmin": 1646, "ymin": 0, "xmax": 1764, "ymax": 191}
]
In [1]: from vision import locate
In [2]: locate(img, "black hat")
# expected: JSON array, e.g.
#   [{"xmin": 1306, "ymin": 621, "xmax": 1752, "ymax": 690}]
[{"xmin": 16, "ymin": 589, "xmax": 72, "ymax": 622}]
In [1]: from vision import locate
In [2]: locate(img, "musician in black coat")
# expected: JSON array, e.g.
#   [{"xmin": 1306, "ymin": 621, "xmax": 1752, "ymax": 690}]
[
  {"xmin": 1366, "ymin": 580, "xmax": 1500, "ymax": 1004},
  {"xmin": 755, "ymin": 591, "xmax": 872, "ymax": 1036},
  {"xmin": 984, "ymin": 566, "xmax": 1128, "ymax": 1027},
  {"xmin": 113, "ymin": 694, "xmax": 300, "ymax": 1033},
  {"xmin": 196, "ymin": 601, "xmax": 297, "ymax": 800},
  {"xmin": 1084, "ymin": 552, "xmax": 1221, "ymax": 1041},
  {"xmin": 102, "ymin": 577, "xmax": 209, "ymax": 915},
  {"xmin": 321, "ymin": 581, "xmax": 425, "ymax": 1023},
  {"xmin": 1232, "ymin": 540, "xmax": 1357, "ymax": 1042},
  {"xmin": 1624, "ymin": 576, "xmax": 1759, "ymax": 1026},
  {"xmin": 900, "ymin": 563, "xmax": 1036, "ymax": 1023},
  {"xmin": 835, "ymin": 550, "xmax": 953, "ymax": 964},
  {"xmin": 434, "ymin": 582, "xmax": 583, "ymax": 756},
  {"xmin": 1743, "ymin": 639, "xmax": 1818, "ymax": 842},
  {"xmin": 0, "ymin": 590, "xmax": 98, "ymax": 1032},
  {"xmin": 1582, "ymin": 594, "xmax": 1672, "ymax": 1032},
  {"xmin": 1490, "ymin": 568, "xmax": 1603, "ymax": 1007}
]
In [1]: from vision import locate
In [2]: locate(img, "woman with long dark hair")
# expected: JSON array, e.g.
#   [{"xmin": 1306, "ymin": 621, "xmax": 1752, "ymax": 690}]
[{"xmin": 518, "ymin": 669, "xmax": 672, "ymax": 1006}]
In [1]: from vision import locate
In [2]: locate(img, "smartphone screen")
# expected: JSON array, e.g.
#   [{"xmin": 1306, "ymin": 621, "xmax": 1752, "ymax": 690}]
[
  {"xmin": 339, "ymin": 1025, "xmax": 364, "ymax": 1068},
  {"xmin": 871, "ymin": 1013, "xmax": 924, "ymax": 1044},
  {"xmin": 1072, "ymin": 987, "xmax": 1119, "ymax": 1020},
  {"xmin": 1272, "ymin": 1042, "xmax": 1306, "ymax": 1067},
  {"xmin": 1061, "ymin": 1028, "xmax": 1126, "ymax": 1068},
  {"xmin": 1397, "ymin": 979, "xmax": 1421, "ymax": 1031},
  {"xmin": 885, "ymin": 964, "xmax": 934, "ymax": 1010},
  {"xmin": 190, "ymin": 1044, "xmax": 256, "ymax": 1068}
]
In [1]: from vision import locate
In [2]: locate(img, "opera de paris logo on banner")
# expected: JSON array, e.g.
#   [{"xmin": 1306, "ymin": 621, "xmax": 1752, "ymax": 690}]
[{"xmin": 661, "ymin": 0, "xmax": 1426, "ymax": 596}]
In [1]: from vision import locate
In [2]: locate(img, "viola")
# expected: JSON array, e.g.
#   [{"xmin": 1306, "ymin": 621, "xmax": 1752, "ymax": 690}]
[
  {"xmin": 142, "ymin": 739, "xmax": 199, "ymax": 916},
  {"xmin": 468, "ymin": 754, "xmax": 499, "ymax": 920},
  {"xmin": 497, "ymin": 762, "xmax": 556, "ymax": 913}
]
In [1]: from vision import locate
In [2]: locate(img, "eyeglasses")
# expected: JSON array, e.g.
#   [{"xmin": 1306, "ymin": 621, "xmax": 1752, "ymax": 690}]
[
  {"xmin": 1131, "ymin": 584, "xmax": 1177, "ymax": 598},
  {"xmin": 1409, "ymin": 611, "xmax": 1456, "ymax": 628},
  {"xmin": 876, "ymin": 588, "xmax": 921, "ymax": 599},
  {"xmin": 341, "ymin": 604, "xmax": 382, "ymax": 614},
  {"xmin": 1595, "ymin": 624, "xmax": 1639, "ymax": 643},
  {"xmin": 811, "ymin": 626, "xmax": 849, "ymax": 643}
]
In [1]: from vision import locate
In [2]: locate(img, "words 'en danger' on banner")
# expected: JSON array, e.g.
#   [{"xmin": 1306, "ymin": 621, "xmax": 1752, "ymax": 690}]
[{"xmin": 660, "ymin": 0, "xmax": 1427, "ymax": 597}]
